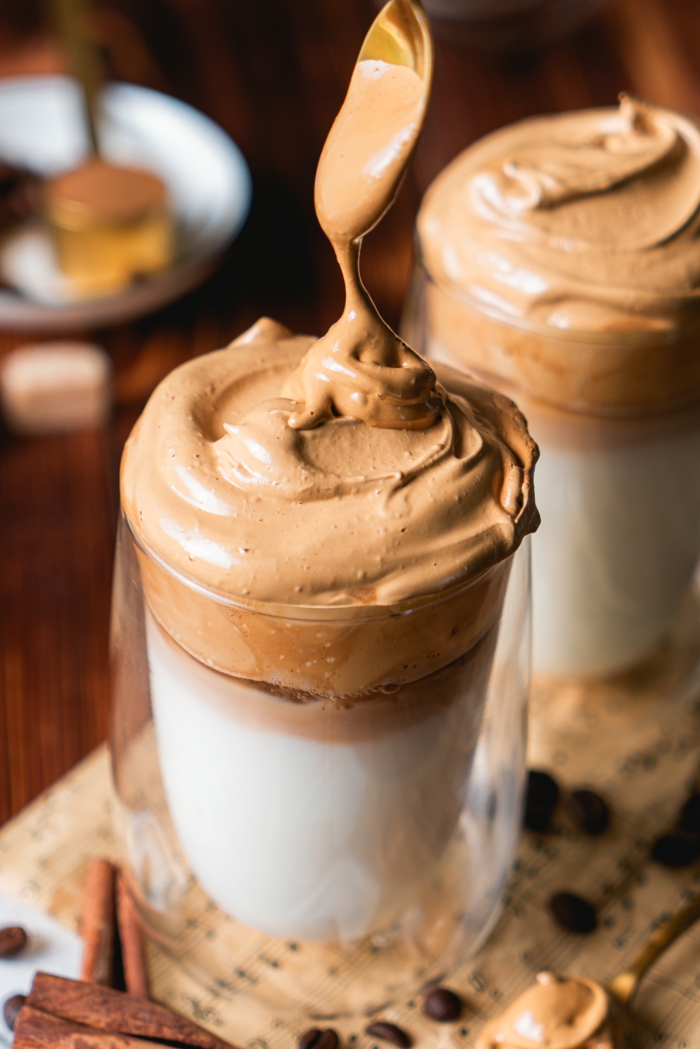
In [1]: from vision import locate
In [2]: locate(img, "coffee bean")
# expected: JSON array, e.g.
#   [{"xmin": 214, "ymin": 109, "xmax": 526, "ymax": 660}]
[
  {"xmin": 0, "ymin": 926, "xmax": 27, "ymax": 958},
  {"xmin": 3, "ymin": 994, "xmax": 26, "ymax": 1031},
  {"xmin": 365, "ymin": 1022, "xmax": 411, "ymax": 1048},
  {"xmin": 548, "ymin": 892, "xmax": 597, "ymax": 933},
  {"xmin": 423, "ymin": 987, "xmax": 462, "ymax": 1022},
  {"xmin": 316, "ymin": 1031, "xmax": 339, "ymax": 1049},
  {"xmin": 568, "ymin": 789, "xmax": 610, "ymax": 835},
  {"xmin": 680, "ymin": 793, "xmax": 700, "ymax": 836},
  {"xmin": 524, "ymin": 770, "xmax": 560, "ymax": 832},
  {"xmin": 298, "ymin": 1030, "xmax": 338, "ymax": 1049},
  {"xmin": 651, "ymin": 833, "xmax": 699, "ymax": 868},
  {"xmin": 298, "ymin": 1030, "xmax": 322, "ymax": 1049}
]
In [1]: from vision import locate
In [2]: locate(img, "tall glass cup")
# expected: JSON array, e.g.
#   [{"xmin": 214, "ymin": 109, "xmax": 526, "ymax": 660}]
[
  {"xmin": 404, "ymin": 270, "xmax": 700, "ymax": 683},
  {"xmin": 110, "ymin": 506, "xmax": 531, "ymax": 1019}
]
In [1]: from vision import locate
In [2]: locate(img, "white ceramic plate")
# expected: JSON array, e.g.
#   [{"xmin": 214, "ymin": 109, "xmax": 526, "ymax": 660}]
[{"xmin": 0, "ymin": 77, "xmax": 251, "ymax": 330}]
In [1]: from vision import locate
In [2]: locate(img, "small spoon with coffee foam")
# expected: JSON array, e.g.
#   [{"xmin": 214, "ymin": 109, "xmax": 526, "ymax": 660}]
[
  {"xmin": 475, "ymin": 887, "xmax": 700, "ymax": 1049},
  {"xmin": 285, "ymin": 0, "xmax": 441, "ymax": 431}
]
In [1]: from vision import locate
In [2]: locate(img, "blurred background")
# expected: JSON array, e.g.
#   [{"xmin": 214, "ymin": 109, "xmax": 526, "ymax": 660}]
[{"xmin": 1, "ymin": 0, "xmax": 699, "ymax": 825}]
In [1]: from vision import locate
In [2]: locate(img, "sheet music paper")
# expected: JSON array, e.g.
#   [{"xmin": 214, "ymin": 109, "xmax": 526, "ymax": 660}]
[{"xmin": 1, "ymin": 669, "xmax": 699, "ymax": 1049}]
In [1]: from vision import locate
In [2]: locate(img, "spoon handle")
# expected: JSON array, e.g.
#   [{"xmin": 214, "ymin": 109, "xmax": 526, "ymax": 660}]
[
  {"xmin": 49, "ymin": 0, "xmax": 103, "ymax": 155},
  {"xmin": 608, "ymin": 887, "xmax": 700, "ymax": 1006}
]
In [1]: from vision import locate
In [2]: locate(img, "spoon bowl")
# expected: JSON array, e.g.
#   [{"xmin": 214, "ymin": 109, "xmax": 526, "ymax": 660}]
[{"xmin": 358, "ymin": 0, "xmax": 432, "ymax": 96}]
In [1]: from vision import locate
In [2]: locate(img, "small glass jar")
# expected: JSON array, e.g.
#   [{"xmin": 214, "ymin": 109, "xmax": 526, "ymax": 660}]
[
  {"xmin": 44, "ymin": 160, "xmax": 173, "ymax": 296},
  {"xmin": 110, "ymin": 506, "xmax": 531, "ymax": 1019},
  {"xmin": 404, "ymin": 266, "xmax": 700, "ymax": 683}
]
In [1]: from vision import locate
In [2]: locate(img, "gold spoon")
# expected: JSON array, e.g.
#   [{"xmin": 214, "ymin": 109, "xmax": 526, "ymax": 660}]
[
  {"xmin": 608, "ymin": 886, "xmax": 700, "ymax": 1008},
  {"xmin": 48, "ymin": 0, "xmax": 102, "ymax": 155}
]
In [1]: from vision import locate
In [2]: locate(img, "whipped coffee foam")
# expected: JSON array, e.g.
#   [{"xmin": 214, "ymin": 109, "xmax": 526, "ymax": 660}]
[
  {"xmin": 122, "ymin": 322, "xmax": 535, "ymax": 610},
  {"xmin": 123, "ymin": 321, "xmax": 535, "ymax": 694},
  {"xmin": 418, "ymin": 97, "xmax": 700, "ymax": 414},
  {"xmin": 420, "ymin": 95, "xmax": 700, "ymax": 334}
]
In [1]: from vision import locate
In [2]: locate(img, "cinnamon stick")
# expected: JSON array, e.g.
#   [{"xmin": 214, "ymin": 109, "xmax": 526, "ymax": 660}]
[
  {"xmin": 80, "ymin": 860, "xmax": 115, "ymax": 986},
  {"xmin": 116, "ymin": 871, "xmax": 150, "ymax": 1000},
  {"xmin": 13, "ymin": 1004, "xmax": 166, "ymax": 1049},
  {"xmin": 27, "ymin": 974, "xmax": 235, "ymax": 1049}
]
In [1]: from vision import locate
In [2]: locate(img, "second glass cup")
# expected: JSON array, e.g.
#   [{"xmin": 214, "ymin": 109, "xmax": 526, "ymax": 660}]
[
  {"xmin": 405, "ymin": 277, "xmax": 700, "ymax": 681},
  {"xmin": 407, "ymin": 99, "xmax": 700, "ymax": 684}
]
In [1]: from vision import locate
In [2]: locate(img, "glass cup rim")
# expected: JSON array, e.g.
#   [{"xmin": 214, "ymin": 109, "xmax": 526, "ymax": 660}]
[
  {"xmin": 124, "ymin": 509, "xmax": 516, "ymax": 626},
  {"xmin": 417, "ymin": 257, "xmax": 700, "ymax": 348}
]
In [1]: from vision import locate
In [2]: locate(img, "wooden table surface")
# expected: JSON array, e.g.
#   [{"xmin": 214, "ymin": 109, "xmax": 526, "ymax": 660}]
[{"xmin": 1, "ymin": 0, "xmax": 700, "ymax": 825}]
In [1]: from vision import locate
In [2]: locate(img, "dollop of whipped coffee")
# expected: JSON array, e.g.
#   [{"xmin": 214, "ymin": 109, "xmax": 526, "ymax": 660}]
[
  {"xmin": 476, "ymin": 973, "xmax": 618, "ymax": 1049},
  {"xmin": 122, "ymin": 19, "xmax": 538, "ymax": 617},
  {"xmin": 419, "ymin": 95, "xmax": 700, "ymax": 331}
]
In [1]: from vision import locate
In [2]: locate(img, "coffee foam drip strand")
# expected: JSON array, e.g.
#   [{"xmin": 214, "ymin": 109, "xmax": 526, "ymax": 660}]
[{"xmin": 288, "ymin": 59, "xmax": 439, "ymax": 432}]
